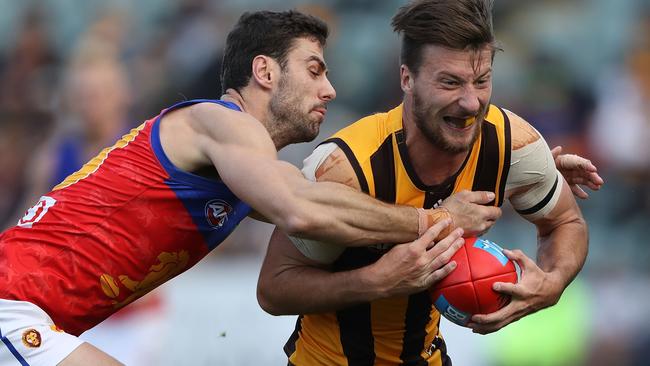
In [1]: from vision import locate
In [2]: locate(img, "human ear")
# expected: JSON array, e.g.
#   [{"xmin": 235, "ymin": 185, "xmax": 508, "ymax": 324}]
[
  {"xmin": 251, "ymin": 55, "xmax": 275, "ymax": 89},
  {"xmin": 400, "ymin": 65, "xmax": 414, "ymax": 93}
]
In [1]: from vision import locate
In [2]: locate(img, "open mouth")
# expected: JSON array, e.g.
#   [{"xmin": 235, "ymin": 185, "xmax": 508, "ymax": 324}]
[{"xmin": 443, "ymin": 116, "xmax": 476, "ymax": 129}]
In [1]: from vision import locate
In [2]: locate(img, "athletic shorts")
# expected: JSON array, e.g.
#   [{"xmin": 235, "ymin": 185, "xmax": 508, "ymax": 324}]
[{"xmin": 0, "ymin": 299, "xmax": 83, "ymax": 366}]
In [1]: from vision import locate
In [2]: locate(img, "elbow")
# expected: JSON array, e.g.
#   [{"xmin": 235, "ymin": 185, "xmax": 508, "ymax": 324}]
[
  {"xmin": 276, "ymin": 210, "xmax": 324, "ymax": 239},
  {"xmin": 256, "ymin": 282, "xmax": 287, "ymax": 316}
]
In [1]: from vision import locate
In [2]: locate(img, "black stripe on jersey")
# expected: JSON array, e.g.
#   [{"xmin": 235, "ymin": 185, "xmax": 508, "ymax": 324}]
[
  {"xmin": 284, "ymin": 315, "xmax": 303, "ymax": 357},
  {"xmin": 399, "ymin": 291, "xmax": 433, "ymax": 365},
  {"xmin": 332, "ymin": 249, "xmax": 383, "ymax": 364},
  {"xmin": 321, "ymin": 138, "xmax": 370, "ymax": 194},
  {"xmin": 396, "ymin": 129, "xmax": 463, "ymax": 206},
  {"xmin": 337, "ymin": 303, "xmax": 375, "ymax": 365},
  {"xmin": 443, "ymin": 352, "xmax": 452, "ymax": 366},
  {"xmin": 498, "ymin": 107, "xmax": 512, "ymax": 206},
  {"xmin": 472, "ymin": 122, "xmax": 500, "ymax": 205},
  {"xmin": 439, "ymin": 337, "xmax": 452, "ymax": 366},
  {"xmin": 431, "ymin": 318, "xmax": 452, "ymax": 366},
  {"xmin": 396, "ymin": 129, "xmax": 440, "ymax": 192},
  {"xmin": 515, "ymin": 174, "xmax": 559, "ymax": 215},
  {"xmin": 370, "ymin": 135, "xmax": 396, "ymax": 203},
  {"xmin": 423, "ymin": 185, "xmax": 455, "ymax": 209}
]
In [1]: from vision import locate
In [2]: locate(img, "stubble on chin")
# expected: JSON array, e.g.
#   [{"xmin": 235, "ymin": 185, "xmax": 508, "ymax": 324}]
[{"xmin": 412, "ymin": 94, "xmax": 486, "ymax": 153}]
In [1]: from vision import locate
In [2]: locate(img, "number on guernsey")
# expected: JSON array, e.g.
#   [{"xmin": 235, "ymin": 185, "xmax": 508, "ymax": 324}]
[{"xmin": 18, "ymin": 196, "xmax": 57, "ymax": 228}]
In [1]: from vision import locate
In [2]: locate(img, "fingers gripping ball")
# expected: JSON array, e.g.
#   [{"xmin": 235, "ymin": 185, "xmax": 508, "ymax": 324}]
[{"xmin": 429, "ymin": 237, "xmax": 519, "ymax": 327}]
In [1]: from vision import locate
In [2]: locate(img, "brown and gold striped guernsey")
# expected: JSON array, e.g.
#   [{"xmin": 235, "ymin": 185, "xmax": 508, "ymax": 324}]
[{"xmin": 285, "ymin": 103, "xmax": 511, "ymax": 366}]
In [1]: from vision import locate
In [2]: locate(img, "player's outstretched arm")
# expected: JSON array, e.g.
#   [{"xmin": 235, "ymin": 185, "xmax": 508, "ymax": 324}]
[
  {"xmin": 257, "ymin": 221, "xmax": 464, "ymax": 315},
  {"xmin": 185, "ymin": 102, "xmax": 421, "ymax": 246},
  {"xmin": 551, "ymin": 146, "xmax": 604, "ymax": 199}
]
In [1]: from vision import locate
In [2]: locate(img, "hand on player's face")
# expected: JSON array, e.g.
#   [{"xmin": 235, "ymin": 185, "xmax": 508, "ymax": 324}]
[
  {"xmin": 551, "ymin": 146, "xmax": 604, "ymax": 199},
  {"xmin": 467, "ymin": 249, "xmax": 563, "ymax": 334},
  {"xmin": 371, "ymin": 220, "xmax": 464, "ymax": 298},
  {"xmin": 440, "ymin": 190, "xmax": 502, "ymax": 237}
]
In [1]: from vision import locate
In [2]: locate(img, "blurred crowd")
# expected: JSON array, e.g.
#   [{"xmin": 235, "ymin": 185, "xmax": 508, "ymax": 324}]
[{"xmin": 0, "ymin": 0, "xmax": 648, "ymax": 365}]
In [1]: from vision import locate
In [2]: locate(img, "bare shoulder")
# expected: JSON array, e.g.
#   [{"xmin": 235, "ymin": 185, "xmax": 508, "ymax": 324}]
[
  {"xmin": 184, "ymin": 102, "xmax": 273, "ymax": 152},
  {"xmin": 313, "ymin": 147, "xmax": 361, "ymax": 190},
  {"xmin": 187, "ymin": 102, "xmax": 257, "ymax": 135},
  {"xmin": 159, "ymin": 102, "xmax": 269, "ymax": 171},
  {"xmin": 504, "ymin": 109, "xmax": 540, "ymax": 150}
]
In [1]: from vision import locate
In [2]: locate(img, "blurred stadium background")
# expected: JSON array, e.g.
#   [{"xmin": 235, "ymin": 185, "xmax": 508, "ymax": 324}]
[{"xmin": 0, "ymin": 0, "xmax": 648, "ymax": 365}]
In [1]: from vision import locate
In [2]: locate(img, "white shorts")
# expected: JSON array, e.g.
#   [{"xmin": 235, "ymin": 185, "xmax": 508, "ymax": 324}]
[{"xmin": 0, "ymin": 299, "xmax": 83, "ymax": 366}]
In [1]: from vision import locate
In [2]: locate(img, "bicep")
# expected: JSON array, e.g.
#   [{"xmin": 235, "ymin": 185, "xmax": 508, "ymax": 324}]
[
  {"xmin": 189, "ymin": 102, "xmax": 281, "ymax": 176},
  {"xmin": 505, "ymin": 110, "xmax": 563, "ymax": 220},
  {"xmin": 189, "ymin": 104, "xmax": 306, "ymax": 217},
  {"xmin": 191, "ymin": 104, "xmax": 279, "ymax": 173},
  {"xmin": 202, "ymin": 135, "xmax": 304, "ymax": 215},
  {"xmin": 527, "ymin": 179, "xmax": 584, "ymax": 236}
]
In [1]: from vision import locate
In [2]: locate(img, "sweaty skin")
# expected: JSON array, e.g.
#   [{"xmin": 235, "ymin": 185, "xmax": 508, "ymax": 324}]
[
  {"xmin": 314, "ymin": 149, "xmax": 361, "ymax": 190},
  {"xmin": 510, "ymin": 113, "xmax": 540, "ymax": 150}
]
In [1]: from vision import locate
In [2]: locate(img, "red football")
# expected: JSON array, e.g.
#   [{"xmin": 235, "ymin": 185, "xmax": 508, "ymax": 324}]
[{"xmin": 429, "ymin": 237, "xmax": 519, "ymax": 327}]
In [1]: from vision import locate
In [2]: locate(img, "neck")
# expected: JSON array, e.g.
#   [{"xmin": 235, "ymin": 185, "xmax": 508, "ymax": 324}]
[
  {"xmin": 222, "ymin": 88, "xmax": 285, "ymax": 151},
  {"xmin": 221, "ymin": 88, "xmax": 251, "ymax": 115},
  {"xmin": 401, "ymin": 97, "xmax": 470, "ymax": 186}
]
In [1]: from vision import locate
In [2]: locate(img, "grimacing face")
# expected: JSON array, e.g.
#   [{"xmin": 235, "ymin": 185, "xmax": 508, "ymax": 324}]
[
  {"xmin": 409, "ymin": 44, "xmax": 493, "ymax": 153},
  {"xmin": 269, "ymin": 37, "xmax": 335, "ymax": 144}
]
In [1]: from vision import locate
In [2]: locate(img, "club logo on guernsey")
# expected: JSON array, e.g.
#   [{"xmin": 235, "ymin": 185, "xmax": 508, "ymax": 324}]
[
  {"xmin": 22, "ymin": 329, "xmax": 42, "ymax": 348},
  {"xmin": 18, "ymin": 196, "xmax": 56, "ymax": 228},
  {"xmin": 205, "ymin": 199, "xmax": 233, "ymax": 228}
]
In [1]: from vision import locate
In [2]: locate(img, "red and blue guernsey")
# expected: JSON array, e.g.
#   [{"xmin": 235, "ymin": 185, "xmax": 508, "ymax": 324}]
[{"xmin": 0, "ymin": 99, "xmax": 252, "ymax": 336}]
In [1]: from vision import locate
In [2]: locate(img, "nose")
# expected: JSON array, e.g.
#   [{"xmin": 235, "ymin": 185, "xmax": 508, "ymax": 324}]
[
  {"xmin": 458, "ymin": 87, "xmax": 481, "ymax": 114},
  {"xmin": 321, "ymin": 76, "xmax": 336, "ymax": 102}
]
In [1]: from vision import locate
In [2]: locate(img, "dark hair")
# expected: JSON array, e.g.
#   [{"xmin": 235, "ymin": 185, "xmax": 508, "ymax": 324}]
[
  {"xmin": 221, "ymin": 10, "xmax": 329, "ymax": 93},
  {"xmin": 391, "ymin": 0, "xmax": 500, "ymax": 74}
]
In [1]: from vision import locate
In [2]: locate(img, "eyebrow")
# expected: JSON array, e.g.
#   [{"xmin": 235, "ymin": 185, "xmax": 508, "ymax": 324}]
[
  {"xmin": 306, "ymin": 55, "xmax": 328, "ymax": 74},
  {"xmin": 475, "ymin": 69, "xmax": 492, "ymax": 79},
  {"xmin": 438, "ymin": 72, "xmax": 463, "ymax": 80},
  {"xmin": 438, "ymin": 68, "xmax": 492, "ymax": 81}
]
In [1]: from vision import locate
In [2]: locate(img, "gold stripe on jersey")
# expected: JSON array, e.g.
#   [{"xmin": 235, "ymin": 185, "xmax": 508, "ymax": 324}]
[
  {"xmin": 53, "ymin": 123, "xmax": 146, "ymax": 191},
  {"xmin": 285, "ymin": 103, "xmax": 511, "ymax": 366}
]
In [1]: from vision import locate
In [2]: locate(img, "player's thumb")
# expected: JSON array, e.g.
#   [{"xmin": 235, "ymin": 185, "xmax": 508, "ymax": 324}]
[{"xmin": 503, "ymin": 249, "xmax": 530, "ymax": 270}]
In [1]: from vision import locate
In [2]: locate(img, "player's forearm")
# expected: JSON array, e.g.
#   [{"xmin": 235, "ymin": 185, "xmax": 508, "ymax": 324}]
[
  {"xmin": 536, "ymin": 216, "xmax": 588, "ymax": 294},
  {"xmin": 287, "ymin": 179, "xmax": 423, "ymax": 246},
  {"xmin": 218, "ymin": 156, "xmax": 421, "ymax": 246},
  {"xmin": 257, "ymin": 264, "xmax": 383, "ymax": 315}
]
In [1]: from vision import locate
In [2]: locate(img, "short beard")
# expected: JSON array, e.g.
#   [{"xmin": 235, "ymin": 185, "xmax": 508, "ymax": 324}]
[
  {"xmin": 413, "ymin": 92, "xmax": 482, "ymax": 154},
  {"xmin": 268, "ymin": 73, "xmax": 319, "ymax": 146}
]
